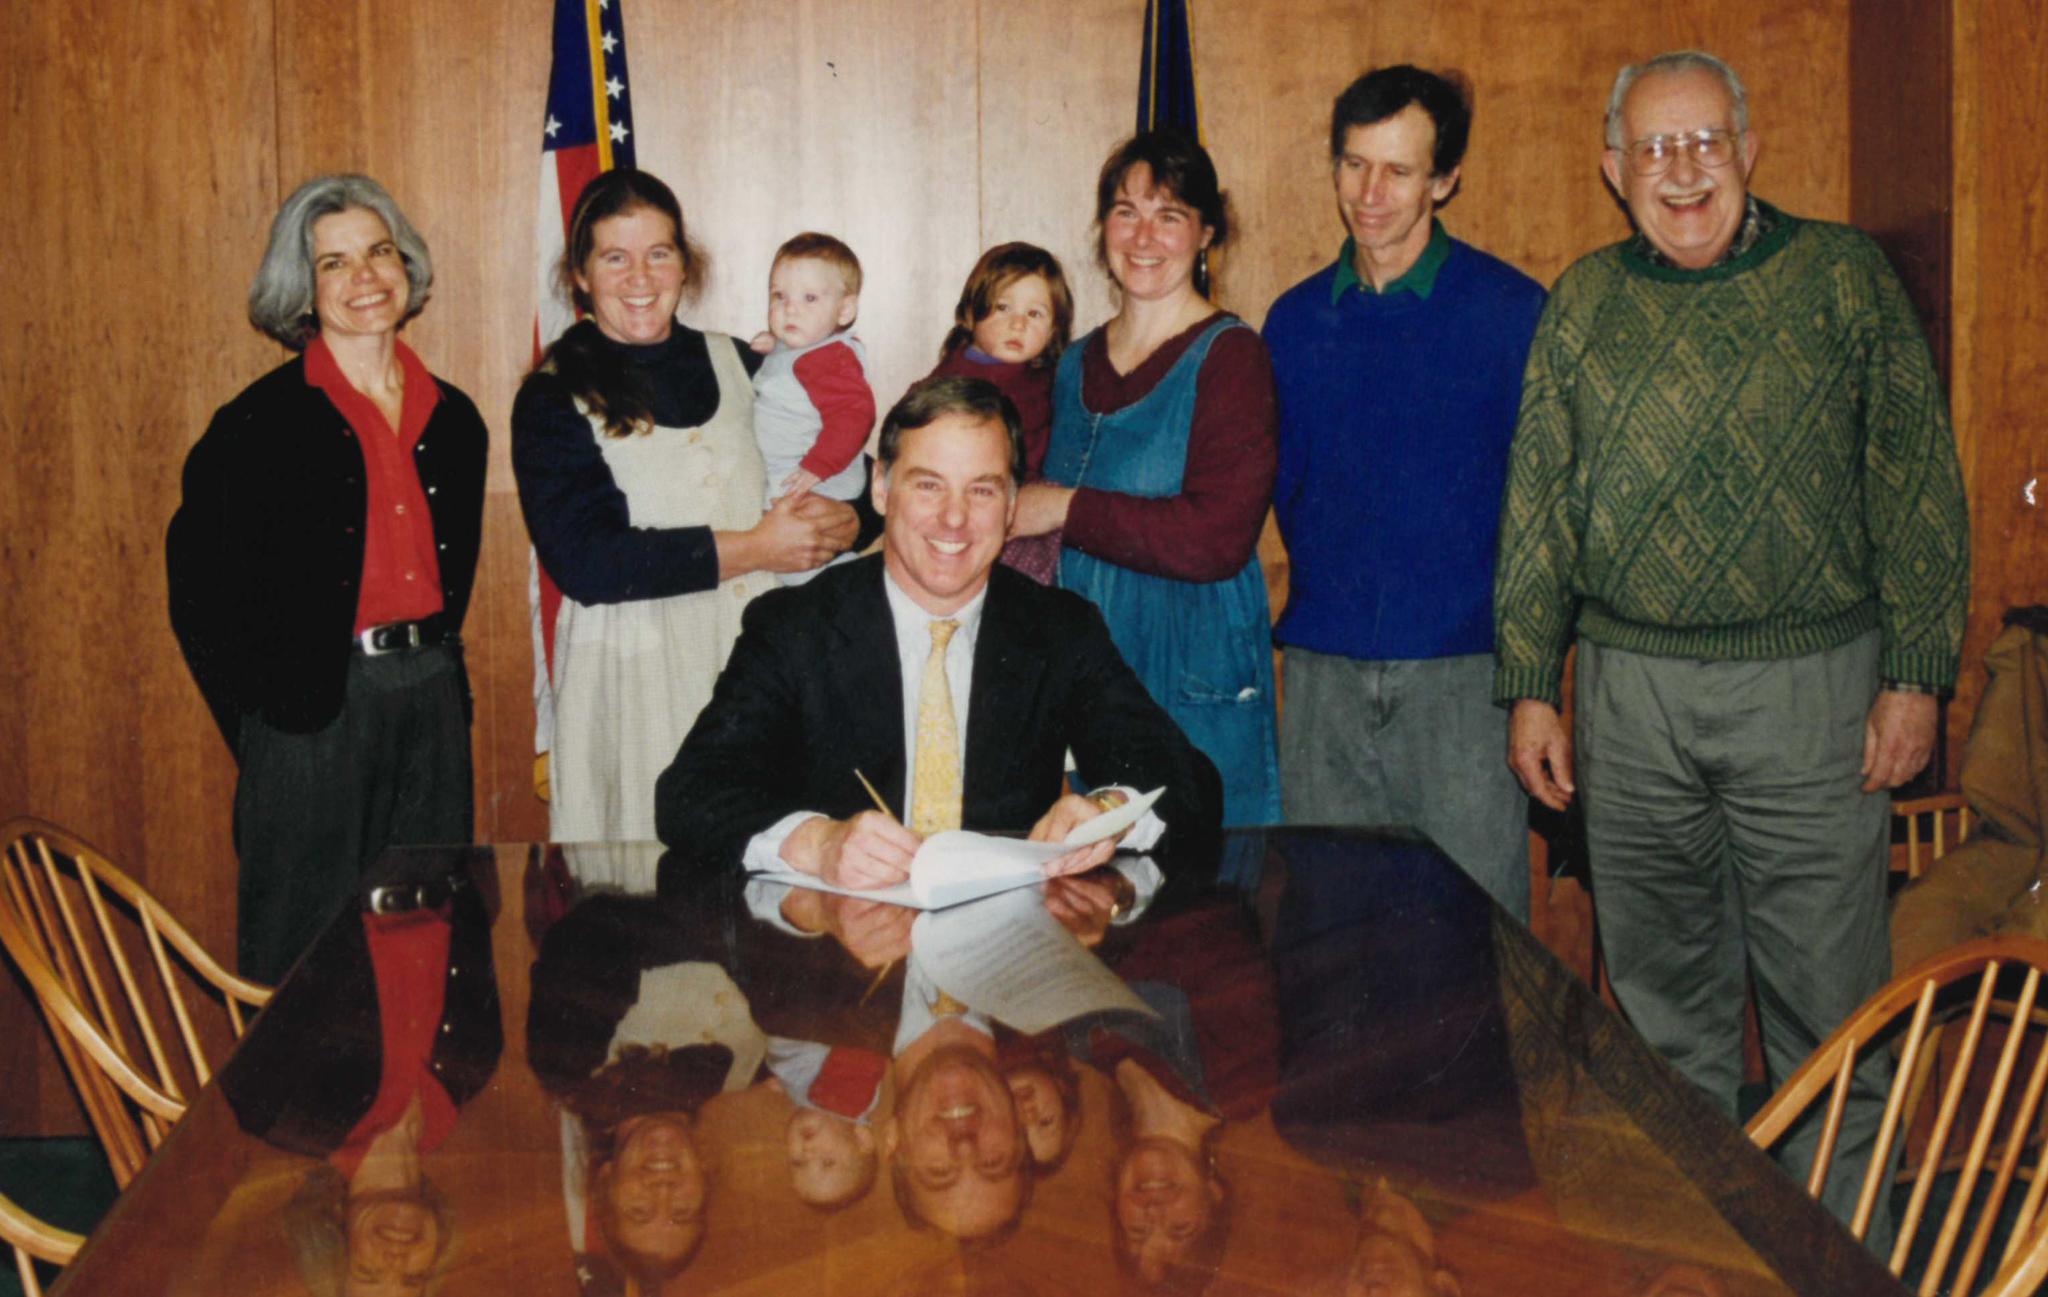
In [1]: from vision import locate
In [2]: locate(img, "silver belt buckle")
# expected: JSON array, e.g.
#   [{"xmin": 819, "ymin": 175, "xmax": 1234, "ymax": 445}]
[
  {"xmin": 357, "ymin": 622, "xmax": 421, "ymax": 656},
  {"xmin": 364, "ymin": 880, "xmax": 453, "ymax": 913}
]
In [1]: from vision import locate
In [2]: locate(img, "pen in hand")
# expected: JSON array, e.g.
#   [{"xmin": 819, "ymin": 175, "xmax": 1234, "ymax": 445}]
[{"xmin": 853, "ymin": 768, "xmax": 893, "ymax": 819}]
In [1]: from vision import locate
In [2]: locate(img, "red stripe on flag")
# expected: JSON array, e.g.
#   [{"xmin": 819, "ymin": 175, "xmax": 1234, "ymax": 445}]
[{"xmin": 554, "ymin": 144, "xmax": 601, "ymax": 231}]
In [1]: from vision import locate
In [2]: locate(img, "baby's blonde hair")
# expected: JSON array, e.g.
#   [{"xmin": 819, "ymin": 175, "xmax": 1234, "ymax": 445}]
[{"xmin": 774, "ymin": 231, "xmax": 862, "ymax": 296}]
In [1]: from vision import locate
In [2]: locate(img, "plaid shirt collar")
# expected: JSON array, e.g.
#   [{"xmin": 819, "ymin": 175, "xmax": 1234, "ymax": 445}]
[{"xmin": 1632, "ymin": 195, "xmax": 1771, "ymax": 268}]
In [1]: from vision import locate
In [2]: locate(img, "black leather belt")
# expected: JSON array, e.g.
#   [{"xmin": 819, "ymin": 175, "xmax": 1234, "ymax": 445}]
[
  {"xmin": 363, "ymin": 876, "xmax": 462, "ymax": 913},
  {"xmin": 353, "ymin": 616, "xmax": 456, "ymax": 656}
]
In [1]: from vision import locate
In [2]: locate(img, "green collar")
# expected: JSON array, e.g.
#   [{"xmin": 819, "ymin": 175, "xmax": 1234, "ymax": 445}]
[
  {"xmin": 1619, "ymin": 199, "xmax": 1797, "ymax": 283},
  {"xmin": 1331, "ymin": 220, "xmax": 1450, "ymax": 302}
]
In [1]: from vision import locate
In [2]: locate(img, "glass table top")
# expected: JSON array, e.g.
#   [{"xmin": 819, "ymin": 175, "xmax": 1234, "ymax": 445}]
[{"xmin": 52, "ymin": 829, "xmax": 1902, "ymax": 1296}]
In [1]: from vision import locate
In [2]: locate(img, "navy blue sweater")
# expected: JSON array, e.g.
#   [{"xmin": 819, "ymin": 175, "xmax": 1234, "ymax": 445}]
[{"xmin": 1263, "ymin": 238, "xmax": 1545, "ymax": 661}]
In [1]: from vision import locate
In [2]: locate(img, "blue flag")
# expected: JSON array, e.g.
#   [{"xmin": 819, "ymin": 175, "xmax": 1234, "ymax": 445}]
[{"xmin": 1136, "ymin": 0, "xmax": 1200, "ymax": 138}]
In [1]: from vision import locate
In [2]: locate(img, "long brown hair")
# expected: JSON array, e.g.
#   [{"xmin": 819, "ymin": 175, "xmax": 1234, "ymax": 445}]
[{"xmin": 937, "ymin": 242, "xmax": 1074, "ymax": 369}]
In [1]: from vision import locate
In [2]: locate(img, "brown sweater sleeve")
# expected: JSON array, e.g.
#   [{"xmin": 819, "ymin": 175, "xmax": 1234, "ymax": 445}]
[{"xmin": 1062, "ymin": 326, "xmax": 1277, "ymax": 582}]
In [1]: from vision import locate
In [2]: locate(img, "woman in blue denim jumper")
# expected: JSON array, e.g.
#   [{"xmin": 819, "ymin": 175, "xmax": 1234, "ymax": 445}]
[{"xmin": 1009, "ymin": 130, "xmax": 1280, "ymax": 828}]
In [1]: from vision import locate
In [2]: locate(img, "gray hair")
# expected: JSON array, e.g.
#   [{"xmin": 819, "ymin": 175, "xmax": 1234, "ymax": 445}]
[
  {"xmin": 1604, "ymin": 50, "xmax": 1750, "ymax": 150},
  {"xmin": 282, "ymin": 1165, "xmax": 454, "ymax": 1297},
  {"xmin": 248, "ymin": 174, "xmax": 433, "ymax": 349}
]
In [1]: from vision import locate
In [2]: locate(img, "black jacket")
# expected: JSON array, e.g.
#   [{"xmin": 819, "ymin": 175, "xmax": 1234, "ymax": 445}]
[
  {"xmin": 655, "ymin": 555, "xmax": 1224, "ymax": 870},
  {"xmin": 221, "ymin": 860, "xmax": 502, "ymax": 1156},
  {"xmin": 166, "ymin": 354, "xmax": 488, "ymax": 749}
]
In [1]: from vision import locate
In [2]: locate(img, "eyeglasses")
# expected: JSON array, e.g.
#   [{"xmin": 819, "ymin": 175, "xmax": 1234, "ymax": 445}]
[{"xmin": 1620, "ymin": 128, "xmax": 1740, "ymax": 176}]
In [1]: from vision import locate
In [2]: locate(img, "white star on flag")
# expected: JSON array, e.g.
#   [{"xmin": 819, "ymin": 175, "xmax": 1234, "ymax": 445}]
[
  {"xmin": 602, "ymin": 30, "xmax": 618, "ymax": 53},
  {"xmin": 610, "ymin": 120, "xmax": 629, "ymax": 143},
  {"xmin": 543, "ymin": 114, "xmax": 561, "ymax": 138},
  {"xmin": 605, "ymin": 76, "xmax": 623, "ymax": 99}
]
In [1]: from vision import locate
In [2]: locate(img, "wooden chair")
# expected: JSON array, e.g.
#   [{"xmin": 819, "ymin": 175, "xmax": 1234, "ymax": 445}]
[
  {"xmin": 1746, "ymin": 936, "xmax": 2048, "ymax": 1296},
  {"xmin": 1894, "ymin": 791, "xmax": 1974, "ymax": 880},
  {"xmin": 0, "ymin": 1189, "xmax": 81, "ymax": 1297},
  {"xmin": 0, "ymin": 817, "xmax": 269, "ymax": 1188}
]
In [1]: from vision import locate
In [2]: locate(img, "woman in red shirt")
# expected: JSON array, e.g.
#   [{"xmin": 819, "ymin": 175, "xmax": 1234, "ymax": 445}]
[{"xmin": 168, "ymin": 174, "xmax": 487, "ymax": 984}]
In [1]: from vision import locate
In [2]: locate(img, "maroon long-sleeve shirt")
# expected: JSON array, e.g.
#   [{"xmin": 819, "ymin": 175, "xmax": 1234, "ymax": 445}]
[{"xmin": 1061, "ymin": 311, "xmax": 1277, "ymax": 583}]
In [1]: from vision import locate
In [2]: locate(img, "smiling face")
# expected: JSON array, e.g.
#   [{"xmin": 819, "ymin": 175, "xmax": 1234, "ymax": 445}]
[
  {"xmin": 1334, "ymin": 106, "xmax": 1458, "ymax": 285},
  {"xmin": 574, "ymin": 205, "xmax": 685, "ymax": 345},
  {"xmin": 885, "ymin": 1043, "xmax": 1026, "ymax": 1237},
  {"xmin": 342, "ymin": 1193, "xmax": 440, "ymax": 1297},
  {"xmin": 872, "ymin": 410, "xmax": 1017, "ymax": 616},
  {"xmin": 1342, "ymin": 1181, "xmax": 1455, "ymax": 1297},
  {"xmin": 311, "ymin": 208, "xmax": 410, "ymax": 344},
  {"xmin": 970, "ymin": 272, "xmax": 1056, "ymax": 365},
  {"xmin": 1114, "ymin": 1137, "xmax": 1223, "ymax": 1284},
  {"xmin": 1101, "ymin": 162, "xmax": 1214, "ymax": 304},
  {"xmin": 1601, "ymin": 67, "xmax": 1757, "ymax": 270},
  {"xmin": 598, "ymin": 1113, "xmax": 707, "ymax": 1267},
  {"xmin": 1004, "ymin": 1066, "xmax": 1073, "ymax": 1166},
  {"xmin": 767, "ymin": 255, "xmax": 858, "ymax": 350}
]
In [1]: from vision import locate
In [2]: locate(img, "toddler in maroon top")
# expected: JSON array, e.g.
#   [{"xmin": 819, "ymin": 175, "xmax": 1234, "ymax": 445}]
[{"xmin": 925, "ymin": 243, "xmax": 1074, "ymax": 584}]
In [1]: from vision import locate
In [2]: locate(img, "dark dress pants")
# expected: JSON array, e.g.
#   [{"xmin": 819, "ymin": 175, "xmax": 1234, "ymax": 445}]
[{"xmin": 233, "ymin": 643, "xmax": 473, "ymax": 984}]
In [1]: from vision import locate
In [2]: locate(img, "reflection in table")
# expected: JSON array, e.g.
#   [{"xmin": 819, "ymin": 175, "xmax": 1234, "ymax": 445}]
[{"xmin": 53, "ymin": 830, "xmax": 1904, "ymax": 1296}]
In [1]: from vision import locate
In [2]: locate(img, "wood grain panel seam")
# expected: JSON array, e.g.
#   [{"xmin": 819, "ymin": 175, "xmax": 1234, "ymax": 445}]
[
  {"xmin": 974, "ymin": 0, "xmax": 987, "ymax": 247},
  {"xmin": 269, "ymin": 0, "xmax": 283, "ymax": 214}
]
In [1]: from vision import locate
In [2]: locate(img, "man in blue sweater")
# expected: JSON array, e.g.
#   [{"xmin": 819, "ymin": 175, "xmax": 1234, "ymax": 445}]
[{"xmin": 1263, "ymin": 65, "xmax": 1547, "ymax": 916}]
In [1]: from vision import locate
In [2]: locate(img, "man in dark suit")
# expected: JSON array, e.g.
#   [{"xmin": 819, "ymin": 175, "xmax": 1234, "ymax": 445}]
[{"xmin": 655, "ymin": 375, "xmax": 1221, "ymax": 889}]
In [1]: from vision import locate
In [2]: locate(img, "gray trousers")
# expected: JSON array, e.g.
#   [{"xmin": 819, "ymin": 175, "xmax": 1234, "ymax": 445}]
[
  {"xmin": 233, "ymin": 644, "xmax": 473, "ymax": 984},
  {"xmin": 1576, "ymin": 632, "xmax": 1891, "ymax": 1233},
  {"xmin": 1281, "ymin": 649, "xmax": 1530, "ymax": 919}
]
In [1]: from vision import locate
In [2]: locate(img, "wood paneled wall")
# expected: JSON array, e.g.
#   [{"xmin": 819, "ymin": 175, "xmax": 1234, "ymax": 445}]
[
  {"xmin": 1949, "ymin": 0, "xmax": 2048, "ymax": 762},
  {"xmin": 3, "ymin": 0, "xmax": 1949, "ymax": 1137},
  {"xmin": 1850, "ymin": 0, "xmax": 1951, "ymax": 380},
  {"xmin": 1, "ymin": 0, "xmax": 283, "ymax": 1132}
]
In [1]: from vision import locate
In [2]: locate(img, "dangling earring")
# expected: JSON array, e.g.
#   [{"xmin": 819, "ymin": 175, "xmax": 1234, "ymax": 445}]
[{"xmin": 1196, "ymin": 248, "xmax": 1211, "ymax": 295}]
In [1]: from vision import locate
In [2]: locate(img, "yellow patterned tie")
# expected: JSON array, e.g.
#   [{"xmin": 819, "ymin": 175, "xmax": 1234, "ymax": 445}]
[{"xmin": 910, "ymin": 619, "xmax": 962, "ymax": 837}]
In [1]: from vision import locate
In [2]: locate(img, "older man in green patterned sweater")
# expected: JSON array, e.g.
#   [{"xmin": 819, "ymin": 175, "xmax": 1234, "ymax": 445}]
[{"xmin": 1493, "ymin": 51, "xmax": 1968, "ymax": 1228}]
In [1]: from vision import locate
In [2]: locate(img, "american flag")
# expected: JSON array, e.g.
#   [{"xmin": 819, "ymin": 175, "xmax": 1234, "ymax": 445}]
[
  {"xmin": 535, "ymin": 0, "xmax": 637, "ymax": 352},
  {"xmin": 530, "ymin": 0, "xmax": 638, "ymax": 767}
]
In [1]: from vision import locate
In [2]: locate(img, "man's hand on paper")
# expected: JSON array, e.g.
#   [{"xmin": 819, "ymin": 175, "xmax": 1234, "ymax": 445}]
[
  {"xmin": 1043, "ymin": 840, "xmax": 1116, "ymax": 878},
  {"xmin": 1027, "ymin": 793, "xmax": 1119, "ymax": 878},
  {"xmin": 781, "ymin": 810, "xmax": 920, "ymax": 889}
]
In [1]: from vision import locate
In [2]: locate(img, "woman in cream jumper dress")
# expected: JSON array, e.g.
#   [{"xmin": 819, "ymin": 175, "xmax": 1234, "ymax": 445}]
[{"xmin": 513, "ymin": 169, "xmax": 860, "ymax": 842}]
